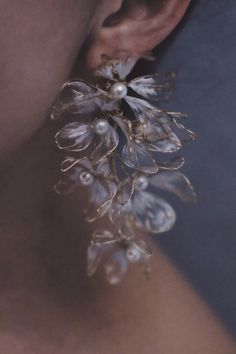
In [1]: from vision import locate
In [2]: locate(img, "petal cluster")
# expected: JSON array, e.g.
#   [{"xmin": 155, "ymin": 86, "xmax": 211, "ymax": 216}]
[{"xmin": 52, "ymin": 59, "xmax": 195, "ymax": 284}]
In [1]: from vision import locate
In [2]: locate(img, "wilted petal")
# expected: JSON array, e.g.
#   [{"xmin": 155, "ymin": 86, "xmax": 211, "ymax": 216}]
[
  {"xmin": 132, "ymin": 191, "xmax": 176, "ymax": 233},
  {"xmin": 96, "ymin": 58, "xmax": 137, "ymax": 80},
  {"xmin": 122, "ymin": 141, "xmax": 159, "ymax": 174},
  {"xmin": 55, "ymin": 122, "xmax": 93, "ymax": 152},
  {"xmin": 51, "ymin": 80, "xmax": 105, "ymax": 119},
  {"xmin": 149, "ymin": 171, "xmax": 196, "ymax": 203},
  {"xmin": 104, "ymin": 249, "xmax": 129, "ymax": 285},
  {"xmin": 128, "ymin": 73, "xmax": 175, "ymax": 101},
  {"xmin": 91, "ymin": 127, "xmax": 119, "ymax": 163}
]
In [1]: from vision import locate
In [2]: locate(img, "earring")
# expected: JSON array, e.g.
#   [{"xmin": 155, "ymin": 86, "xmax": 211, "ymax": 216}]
[{"xmin": 51, "ymin": 57, "xmax": 196, "ymax": 285}]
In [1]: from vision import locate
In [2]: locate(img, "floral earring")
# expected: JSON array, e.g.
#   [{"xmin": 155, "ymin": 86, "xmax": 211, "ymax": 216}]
[{"xmin": 51, "ymin": 58, "xmax": 196, "ymax": 285}]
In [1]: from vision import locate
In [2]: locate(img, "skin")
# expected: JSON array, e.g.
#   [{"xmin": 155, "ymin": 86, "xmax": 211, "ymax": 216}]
[{"xmin": 0, "ymin": 0, "xmax": 235, "ymax": 353}]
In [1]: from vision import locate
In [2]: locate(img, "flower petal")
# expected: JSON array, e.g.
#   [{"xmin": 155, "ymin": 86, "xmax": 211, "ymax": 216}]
[
  {"xmin": 95, "ymin": 58, "xmax": 137, "ymax": 80},
  {"xmin": 51, "ymin": 80, "xmax": 106, "ymax": 119},
  {"xmin": 91, "ymin": 127, "xmax": 119, "ymax": 163},
  {"xmin": 128, "ymin": 73, "xmax": 175, "ymax": 101},
  {"xmin": 87, "ymin": 244, "xmax": 103, "ymax": 276},
  {"xmin": 116, "ymin": 176, "xmax": 135, "ymax": 205},
  {"xmin": 158, "ymin": 156, "xmax": 185, "ymax": 170},
  {"xmin": 104, "ymin": 249, "xmax": 129, "ymax": 285},
  {"xmin": 87, "ymin": 179, "xmax": 117, "ymax": 222},
  {"xmin": 132, "ymin": 191, "xmax": 176, "ymax": 233},
  {"xmin": 125, "ymin": 96, "xmax": 166, "ymax": 123},
  {"xmin": 149, "ymin": 171, "xmax": 196, "ymax": 203},
  {"xmin": 55, "ymin": 122, "xmax": 93, "ymax": 152},
  {"xmin": 133, "ymin": 120, "xmax": 181, "ymax": 153},
  {"xmin": 122, "ymin": 141, "xmax": 159, "ymax": 174},
  {"xmin": 91, "ymin": 230, "xmax": 116, "ymax": 245}
]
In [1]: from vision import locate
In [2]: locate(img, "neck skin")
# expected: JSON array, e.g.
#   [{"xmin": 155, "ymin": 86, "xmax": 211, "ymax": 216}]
[{"xmin": 0, "ymin": 127, "xmax": 235, "ymax": 354}]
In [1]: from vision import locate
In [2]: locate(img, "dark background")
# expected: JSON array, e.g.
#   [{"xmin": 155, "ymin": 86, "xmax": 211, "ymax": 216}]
[{"xmin": 151, "ymin": 0, "xmax": 236, "ymax": 338}]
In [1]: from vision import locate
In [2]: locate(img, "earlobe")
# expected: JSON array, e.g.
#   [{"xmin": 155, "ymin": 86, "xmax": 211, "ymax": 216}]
[{"xmin": 86, "ymin": 0, "xmax": 191, "ymax": 70}]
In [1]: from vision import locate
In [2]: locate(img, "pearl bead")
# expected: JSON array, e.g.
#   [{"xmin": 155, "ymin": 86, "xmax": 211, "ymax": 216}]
[
  {"xmin": 126, "ymin": 244, "xmax": 141, "ymax": 263},
  {"xmin": 135, "ymin": 175, "xmax": 149, "ymax": 191},
  {"xmin": 93, "ymin": 118, "xmax": 110, "ymax": 135},
  {"xmin": 109, "ymin": 82, "xmax": 128, "ymax": 99},
  {"xmin": 79, "ymin": 171, "xmax": 94, "ymax": 186}
]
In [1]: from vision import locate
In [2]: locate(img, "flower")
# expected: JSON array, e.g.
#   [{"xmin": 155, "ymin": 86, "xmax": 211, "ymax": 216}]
[
  {"xmin": 87, "ymin": 229, "xmax": 151, "ymax": 285},
  {"xmin": 110, "ymin": 171, "xmax": 196, "ymax": 234},
  {"xmin": 55, "ymin": 157, "xmax": 117, "ymax": 221},
  {"xmin": 55, "ymin": 117, "xmax": 119, "ymax": 164}
]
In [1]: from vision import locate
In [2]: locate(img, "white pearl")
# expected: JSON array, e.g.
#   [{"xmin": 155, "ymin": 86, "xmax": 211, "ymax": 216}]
[
  {"xmin": 109, "ymin": 82, "xmax": 128, "ymax": 99},
  {"xmin": 135, "ymin": 175, "xmax": 149, "ymax": 191},
  {"xmin": 79, "ymin": 171, "xmax": 94, "ymax": 186},
  {"xmin": 93, "ymin": 118, "xmax": 110, "ymax": 135},
  {"xmin": 126, "ymin": 244, "xmax": 141, "ymax": 263}
]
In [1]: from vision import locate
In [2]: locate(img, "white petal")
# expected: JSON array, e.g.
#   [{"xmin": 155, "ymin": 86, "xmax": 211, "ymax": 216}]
[
  {"xmin": 133, "ymin": 191, "xmax": 176, "ymax": 234},
  {"xmin": 96, "ymin": 58, "xmax": 137, "ymax": 80},
  {"xmin": 116, "ymin": 177, "xmax": 135, "ymax": 205},
  {"xmin": 125, "ymin": 96, "xmax": 165, "ymax": 123},
  {"xmin": 128, "ymin": 73, "xmax": 175, "ymax": 101},
  {"xmin": 104, "ymin": 250, "xmax": 129, "ymax": 285},
  {"xmin": 149, "ymin": 171, "xmax": 196, "ymax": 203},
  {"xmin": 55, "ymin": 122, "xmax": 93, "ymax": 151}
]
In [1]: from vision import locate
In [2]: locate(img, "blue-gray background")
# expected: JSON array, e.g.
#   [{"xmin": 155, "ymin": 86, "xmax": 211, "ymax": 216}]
[{"xmin": 150, "ymin": 0, "xmax": 236, "ymax": 338}]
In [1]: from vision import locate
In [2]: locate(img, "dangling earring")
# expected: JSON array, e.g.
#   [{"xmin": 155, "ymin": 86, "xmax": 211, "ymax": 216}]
[{"xmin": 51, "ymin": 57, "xmax": 196, "ymax": 285}]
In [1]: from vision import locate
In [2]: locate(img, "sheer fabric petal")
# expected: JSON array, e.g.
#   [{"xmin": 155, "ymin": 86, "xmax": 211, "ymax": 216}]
[
  {"xmin": 132, "ymin": 191, "xmax": 176, "ymax": 233},
  {"xmin": 55, "ymin": 122, "xmax": 93, "ymax": 152},
  {"xmin": 128, "ymin": 73, "xmax": 175, "ymax": 101},
  {"xmin": 91, "ymin": 127, "xmax": 119, "ymax": 163},
  {"xmin": 51, "ymin": 80, "xmax": 105, "ymax": 119},
  {"xmin": 104, "ymin": 249, "xmax": 129, "ymax": 285},
  {"xmin": 122, "ymin": 141, "xmax": 159, "ymax": 174},
  {"xmin": 149, "ymin": 171, "xmax": 196, "ymax": 203}
]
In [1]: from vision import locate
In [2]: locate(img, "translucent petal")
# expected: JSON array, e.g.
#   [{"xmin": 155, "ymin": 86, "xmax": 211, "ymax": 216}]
[
  {"xmin": 104, "ymin": 250, "xmax": 129, "ymax": 285},
  {"xmin": 128, "ymin": 73, "xmax": 175, "ymax": 101},
  {"xmin": 126, "ymin": 239, "xmax": 152, "ymax": 263},
  {"xmin": 91, "ymin": 230, "xmax": 116, "ymax": 245},
  {"xmin": 55, "ymin": 122, "xmax": 93, "ymax": 152},
  {"xmin": 158, "ymin": 156, "xmax": 185, "ymax": 170},
  {"xmin": 125, "ymin": 96, "xmax": 167, "ymax": 123},
  {"xmin": 133, "ymin": 120, "xmax": 181, "ymax": 153},
  {"xmin": 116, "ymin": 176, "xmax": 135, "ymax": 205},
  {"xmin": 91, "ymin": 127, "xmax": 119, "ymax": 163},
  {"xmin": 87, "ymin": 179, "xmax": 117, "ymax": 222},
  {"xmin": 95, "ymin": 58, "xmax": 137, "ymax": 80},
  {"xmin": 122, "ymin": 141, "xmax": 159, "ymax": 174},
  {"xmin": 173, "ymin": 119, "xmax": 196, "ymax": 142},
  {"xmin": 111, "ymin": 115, "xmax": 132, "ymax": 138},
  {"xmin": 87, "ymin": 244, "xmax": 103, "ymax": 276},
  {"xmin": 51, "ymin": 81, "xmax": 105, "ymax": 119},
  {"xmin": 149, "ymin": 171, "xmax": 196, "ymax": 203},
  {"xmin": 132, "ymin": 191, "xmax": 176, "ymax": 233}
]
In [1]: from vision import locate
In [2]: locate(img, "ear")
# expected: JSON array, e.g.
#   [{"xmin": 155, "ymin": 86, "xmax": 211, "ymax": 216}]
[{"xmin": 86, "ymin": 0, "xmax": 191, "ymax": 70}]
